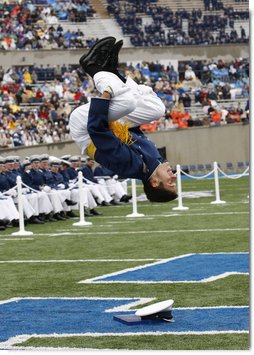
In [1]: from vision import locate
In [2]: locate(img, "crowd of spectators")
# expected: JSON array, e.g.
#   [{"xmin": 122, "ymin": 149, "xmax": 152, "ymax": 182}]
[
  {"xmin": 0, "ymin": 55, "xmax": 249, "ymax": 149},
  {"xmin": 0, "ymin": 1, "xmax": 249, "ymax": 50},
  {"xmin": 0, "ymin": 0, "xmax": 97, "ymax": 50},
  {"xmin": 106, "ymin": 0, "xmax": 249, "ymax": 46}
]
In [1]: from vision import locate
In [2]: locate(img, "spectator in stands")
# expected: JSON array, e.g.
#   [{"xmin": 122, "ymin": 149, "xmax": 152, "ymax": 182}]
[{"xmin": 210, "ymin": 106, "xmax": 222, "ymax": 125}]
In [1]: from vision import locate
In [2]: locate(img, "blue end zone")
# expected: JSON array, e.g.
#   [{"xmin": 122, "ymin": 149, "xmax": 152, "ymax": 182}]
[
  {"xmin": 91, "ymin": 253, "xmax": 248, "ymax": 283},
  {"xmin": 0, "ymin": 298, "xmax": 249, "ymax": 344}
]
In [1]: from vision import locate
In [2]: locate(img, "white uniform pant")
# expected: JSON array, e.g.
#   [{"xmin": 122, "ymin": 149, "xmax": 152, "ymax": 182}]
[
  {"xmin": 71, "ymin": 186, "xmax": 97, "ymax": 209},
  {"xmin": 13, "ymin": 195, "xmax": 35, "ymax": 219},
  {"xmin": 69, "ymin": 72, "xmax": 165, "ymax": 153},
  {"xmin": 53, "ymin": 188, "xmax": 72, "ymax": 212},
  {"xmin": 25, "ymin": 193, "xmax": 40, "ymax": 216},
  {"xmin": 0, "ymin": 196, "xmax": 19, "ymax": 221},
  {"xmin": 36, "ymin": 191, "xmax": 53, "ymax": 215},
  {"xmin": 84, "ymin": 182, "xmax": 112, "ymax": 204},
  {"xmin": 47, "ymin": 190, "xmax": 64, "ymax": 214},
  {"xmin": 98, "ymin": 178, "xmax": 126, "ymax": 201}
]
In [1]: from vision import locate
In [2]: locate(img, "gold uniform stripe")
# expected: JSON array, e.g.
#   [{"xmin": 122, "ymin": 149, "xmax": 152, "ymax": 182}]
[{"xmin": 86, "ymin": 121, "xmax": 136, "ymax": 159}]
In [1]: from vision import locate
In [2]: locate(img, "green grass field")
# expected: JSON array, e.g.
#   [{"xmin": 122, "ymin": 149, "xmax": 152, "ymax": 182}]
[{"xmin": 0, "ymin": 176, "xmax": 249, "ymax": 350}]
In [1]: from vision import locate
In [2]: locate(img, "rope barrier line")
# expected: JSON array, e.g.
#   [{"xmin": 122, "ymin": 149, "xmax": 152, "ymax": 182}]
[
  {"xmin": 180, "ymin": 168, "xmax": 215, "ymax": 180},
  {"xmin": 5, "ymin": 165, "xmax": 248, "ymax": 235},
  {"xmin": 217, "ymin": 166, "xmax": 249, "ymax": 180},
  {"xmin": 0, "ymin": 186, "xmax": 17, "ymax": 197},
  {"xmin": 173, "ymin": 161, "xmax": 249, "ymax": 210}
]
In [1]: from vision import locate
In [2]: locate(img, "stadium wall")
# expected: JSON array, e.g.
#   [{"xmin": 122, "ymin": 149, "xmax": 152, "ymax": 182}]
[
  {"xmin": 0, "ymin": 124, "xmax": 249, "ymax": 168},
  {"xmin": 0, "ymin": 44, "xmax": 249, "ymax": 68}
]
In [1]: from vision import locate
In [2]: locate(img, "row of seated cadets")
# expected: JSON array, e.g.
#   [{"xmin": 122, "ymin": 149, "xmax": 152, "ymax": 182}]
[{"xmin": 62, "ymin": 155, "xmax": 132, "ymax": 205}]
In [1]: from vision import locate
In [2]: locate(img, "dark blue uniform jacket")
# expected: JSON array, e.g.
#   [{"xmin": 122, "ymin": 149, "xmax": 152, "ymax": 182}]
[
  {"xmin": 81, "ymin": 165, "xmax": 98, "ymax": 183},
  {"xmin": 87, "ymin": 98, "xmax": 164, "ymax": 182}
]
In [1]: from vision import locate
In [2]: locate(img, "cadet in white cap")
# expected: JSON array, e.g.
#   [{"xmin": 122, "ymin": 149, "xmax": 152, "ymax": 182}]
[
  {"xmin": 21, "ymin": 159, "xmax": 54, "ymax": 222},
  {"xmin": 2, "ymin": 156, "xmax": 44, "ymax": 224},
  {"xmin": 60, "ymin": 157, "xmax": 101, "ymax": 216},
  {"xmin": 0, "ymin": 156, "xmax": 19, "ymax": 226},
  {"xmin": 29, "ymin": 155, "xmax": 66, "ymax": 221}
]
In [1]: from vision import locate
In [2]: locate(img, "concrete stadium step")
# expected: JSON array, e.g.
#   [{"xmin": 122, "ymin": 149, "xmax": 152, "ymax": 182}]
[{"xmin": 59, "ymin": 18, "xmax": 132, "ymax": 46}]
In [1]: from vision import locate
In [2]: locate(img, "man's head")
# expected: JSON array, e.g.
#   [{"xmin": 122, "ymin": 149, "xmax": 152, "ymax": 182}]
[
  {"xmin": 86, "ymin": 158, "xmax": 95, "ymax": 168},
  {"xmin": 143, "ymin": 162, "xmax": 178, "ymax": 203}
]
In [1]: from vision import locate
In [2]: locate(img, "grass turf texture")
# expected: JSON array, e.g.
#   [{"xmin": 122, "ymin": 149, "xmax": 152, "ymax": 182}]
[{"xmin": 0, "ymin": 176, "xmax": 249, "ymax": 350}]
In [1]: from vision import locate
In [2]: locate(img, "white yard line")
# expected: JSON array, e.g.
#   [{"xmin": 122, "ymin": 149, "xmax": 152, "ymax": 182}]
[
  {"xmin": 0, "ymin": 258, "xmax": 160, "ymax": 264},
  {"xmin": 1, "ymin": 227, "xmax": 248, "ymax": 238},
  {"xmin": 0, "ymin": 329, "xmax": 248, "ymax": 350},
  {"xmin": 34, "ymin": 228, "xmax": 249, "ymax": 237},
  {"xmin": 0, "ymin": 238, "xmax": 34, "ymax": 241}
]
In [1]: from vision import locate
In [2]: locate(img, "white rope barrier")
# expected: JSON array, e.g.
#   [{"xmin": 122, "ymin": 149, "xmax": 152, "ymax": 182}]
[
  {"xmin": 172, "ymin": 161, "xmax": 249, "ymax": 211},
  {"xmin": 211, "ymin": 161, "xmax": 225, "ymax": 204},
  {"xmin": 73, "ymin": 171, "xmax": 92, "ymax": 226},
  {"xmin": 173, "ymin": 164, "xmax": 189, "ymax": 211},
  {"xmin": 217, "ymin": 166, "xmax": 249, "ymax": 179},
  {"xmin": 126, "ymin": 179, "xmax": 144, "ymax": 218},
  {"xmin": 180, "ymin": 168, "xmax": 215, "ymax": 180},
  {"xmin": 11, "ymin": 176, "xmax": 33, "ymax": 236}
]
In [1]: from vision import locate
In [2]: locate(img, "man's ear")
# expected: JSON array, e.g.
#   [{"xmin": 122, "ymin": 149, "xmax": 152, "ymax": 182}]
[{"xmin": 149, "ymin": 176, "xmax": 160, "ymax": 188}]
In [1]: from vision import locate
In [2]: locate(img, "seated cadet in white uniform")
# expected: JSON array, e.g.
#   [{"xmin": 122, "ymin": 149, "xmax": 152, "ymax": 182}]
[{"xmin": 60, "ymin": 156, "xmax": 102, "ymax": 216}]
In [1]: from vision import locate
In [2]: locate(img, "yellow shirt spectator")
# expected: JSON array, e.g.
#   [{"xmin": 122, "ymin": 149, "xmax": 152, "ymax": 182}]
[{"xmin": 23, "ymin": 69, "xmax": 33, "ymax": 84}]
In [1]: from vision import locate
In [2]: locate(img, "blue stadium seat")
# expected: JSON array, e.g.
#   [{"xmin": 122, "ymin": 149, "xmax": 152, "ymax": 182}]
[
  {"xmin": 189, "ymin": 165, "xmax": 198, "ymax": 173},
  {"xmin": 237, "ymin": 162, "xmax": 245, "ymax": 171},
  {"xmin": 205, "ymin": 163, "xmax": 212, "ymax": 171},
  {"xmin": 197, "ymin": 164, "xmax": 205, "ymax": 172}
]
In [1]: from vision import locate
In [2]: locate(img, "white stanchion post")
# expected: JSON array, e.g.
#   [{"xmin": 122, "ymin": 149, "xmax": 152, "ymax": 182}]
[
  {"xmin": 173, "ymin": 164, "xmax": 189, "ymax": 211},
  {"xmin": 73, "ymin": 171, "xmax": 92, "ymax": 226},
  {"xmin": 211, "ymin": 161, "xmax": 226, "ymax": 204},
  {"xmin": 126, "ymin": 179, "xmax": 144, "ymax": 217},
  {"xmin": 12, "ymin": 176, "xmax": 33, "ymax": 236}
]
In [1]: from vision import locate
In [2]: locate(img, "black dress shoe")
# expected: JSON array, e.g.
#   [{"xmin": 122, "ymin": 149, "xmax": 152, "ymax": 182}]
[
  {"xmin": 79, "ymin": 37, "xmax": 116, "ymax": 73},
  {"xmin": 28, "ymin": 216, "xmax": 45, "ymax": 224},
  {"xmin": 53, "ymin": 213, "xmax": 65, "ymax": 221},
  {"xmin": 101, "ymin": 201, "xmax": 111, "ymax": 206},
  {"xmin": 120, "ymin": 194, "xmax": 132, "ymax": 203},
  {"xmin": 66, "ymin": 211, "xmax": 78, "ymax": 218},
  {"xmin": 102, "ymin": 39, "xmax": 123, "ymax": 70},
  {"xmin": 90, "ymin": 209, "xmax": 103, "ymax": 216},
  {"xmin": 84, "ymin": 208, "xmax": 93, "ymax": 217},
  {"xmin": 65, "ymin": 199, "xmax": 77, "ymax": 206},
  {"xmin": 45, "ymin": 213, "xmax": 57, "ymax": 222},
  {"xmin": 110, "ymin": 200, "xmax": 123, "ymax": 205}
]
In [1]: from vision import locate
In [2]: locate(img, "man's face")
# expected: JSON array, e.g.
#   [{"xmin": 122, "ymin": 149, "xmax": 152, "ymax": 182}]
[
  {"xmin": 152, "ymin": 162, "xmax": 177, "ymax": 194},
  {"xmin": 31, "ymin": 161, "xmax": 40, "ymax": 170},
  {"xmin": 40, "ymin": 161, "xmax": 49, "ymax": 169},
  {"xmin": 50, "ymin": 165, "xmax": 59, "ymax": 173},
  {"xmin": 87, "ymin": 159, "xmax": 95, "ymax": 168}
]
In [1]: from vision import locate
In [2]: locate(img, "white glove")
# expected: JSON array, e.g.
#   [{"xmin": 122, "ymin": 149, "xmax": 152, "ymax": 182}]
[
  {"xmin": 113, "ymin": 175, "xmax": 118, "ymax": 179},
  {"xmin": 137, "ymin": 84, "xmax": 154, "ymax": 96},
  {"xmin": 6, "ymin": 189, "xmax": 17, "ymax": 197},
  {"xmin": 42, "ymin": 185, "xmax": 51, "ymax": 193},
  {"xmin": 57, "ymin": 183, "xmax": 65, "ymax": 189}
]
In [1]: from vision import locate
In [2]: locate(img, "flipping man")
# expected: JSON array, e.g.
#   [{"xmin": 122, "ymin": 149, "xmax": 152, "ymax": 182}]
[{"xmin": 69, "ymin": 37, "xmax": 177, "ymax": 202}]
